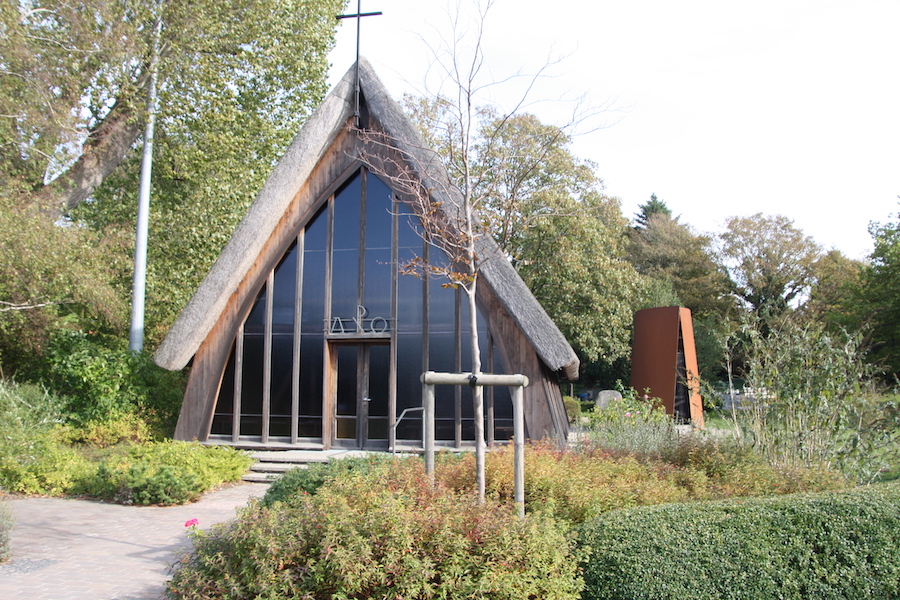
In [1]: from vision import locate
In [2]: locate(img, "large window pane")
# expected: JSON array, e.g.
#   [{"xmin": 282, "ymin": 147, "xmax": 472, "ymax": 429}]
[
  {"xmin": 302, "ymin": 206, "xmax": 327, "ymax": 334},
  {"xmin": 240, "ymin": 335, "xmax": 265, "ymax": 436},
  {"xmin": 272, "ymin": 242, "xmax": 297, "ymax": 334},
  {"xmin": 210, "ymin": 343, "xmax": 236, "ymax": 435},
  {"xmin": 332, "ymin": 173, "xmax": 361, "ymax": 319}
]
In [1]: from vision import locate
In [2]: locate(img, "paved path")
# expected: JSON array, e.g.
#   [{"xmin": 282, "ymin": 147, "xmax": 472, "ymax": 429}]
[{"xmin": 0, "ymin": 483, "xmax": 269, "ymax": 600}]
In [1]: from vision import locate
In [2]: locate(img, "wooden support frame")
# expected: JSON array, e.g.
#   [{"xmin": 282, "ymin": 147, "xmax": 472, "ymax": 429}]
[{"xmin": 421, "ymin": 371, "xmax": 529, "ymax": 520}]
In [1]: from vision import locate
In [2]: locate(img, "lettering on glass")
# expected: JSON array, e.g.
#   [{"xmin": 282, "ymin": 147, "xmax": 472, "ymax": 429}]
[{"xmin": 329, "ymin": 305, "xmax": 390, "ymax": 334}]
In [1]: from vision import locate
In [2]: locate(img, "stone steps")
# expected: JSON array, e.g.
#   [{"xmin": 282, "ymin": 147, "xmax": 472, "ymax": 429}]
[{"xmin": 242, "ymin": 449, "xmax": 379, "ymax": 483}]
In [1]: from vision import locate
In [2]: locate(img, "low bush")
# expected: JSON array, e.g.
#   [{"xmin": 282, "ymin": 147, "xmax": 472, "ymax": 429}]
[
  {"xmin": 562, "ymin": 395, "xmax": 581, "ymax": 424},
  {"xmin": 78, "ymin": 441, "xmax": 252, "ymax": 505},
  {"xmin": 261, "ymin": 453, "xmax": 397, "ymax": 507},
  {"xmin": 578, "ymin": 482, "xmax": 900, "ymax": 600},
  {"xmin": 0, "ymin": 497, "xmax": 13, "ymax": 563},
  {"xmin": 0, "ymin": 380, "xmax": 94, "ymax": 494},
  {"xmin": 168, "ymin": 468, "xmax": 584, "ymax": 600},
  {"xmin": 584, "ymin": 390, "xmax": 679, "ymax": 456},
  {"xmin": 432, "ymin": 442, "xmax": 845, "ymax": 526},
  {"xmin": 35, "ymin": 330, "xmax": 184, "ymax": 437}
]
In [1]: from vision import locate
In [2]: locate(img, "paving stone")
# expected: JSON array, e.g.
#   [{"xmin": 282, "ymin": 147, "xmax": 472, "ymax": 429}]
[{"xmin": 1, "ymin": 483, "xmax": 268, "ymax": 600}]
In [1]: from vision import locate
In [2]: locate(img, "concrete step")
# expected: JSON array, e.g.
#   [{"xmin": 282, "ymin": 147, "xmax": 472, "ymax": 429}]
[{"xmin": 241, "ymin": 449, "xmax": 380, "ymax": 482}]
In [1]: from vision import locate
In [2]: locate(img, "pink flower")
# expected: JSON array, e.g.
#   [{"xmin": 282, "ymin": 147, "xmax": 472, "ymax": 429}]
[
  {"xmin": 625, "ymin": 412, "xmax": 632, "ymax": 417},
  {"xmin": 184, "ymin": 518, "xmax": 199, "ymax": 528}
]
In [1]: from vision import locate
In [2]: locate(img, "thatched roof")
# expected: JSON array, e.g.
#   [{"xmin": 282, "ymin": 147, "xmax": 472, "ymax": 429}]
[{"xmin": 154, "ymin": 59, "xmax": 579, "ymax": 381}]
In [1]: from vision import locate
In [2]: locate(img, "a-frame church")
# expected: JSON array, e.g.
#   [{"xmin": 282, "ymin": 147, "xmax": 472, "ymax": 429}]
[{"xmin": 153, "ymin": 59, "xmax": 579, "ymax": 450}]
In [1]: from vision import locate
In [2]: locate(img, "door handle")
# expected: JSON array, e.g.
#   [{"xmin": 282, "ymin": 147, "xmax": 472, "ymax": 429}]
[{"xmin": 363, "ymin": 397, "xmax": 372, "ymax": 403}]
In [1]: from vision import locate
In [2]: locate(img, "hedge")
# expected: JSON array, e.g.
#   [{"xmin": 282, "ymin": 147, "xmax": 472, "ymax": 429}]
[{"xmin": 578, "ymin": 482, "xmax": 900, "ymax": 600}]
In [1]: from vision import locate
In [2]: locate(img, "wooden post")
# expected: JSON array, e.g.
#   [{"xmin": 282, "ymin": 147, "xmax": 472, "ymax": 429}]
[
  {"xmin": 420, "ymin": 371, "xmax": 529, "ymax": 519},
  {"xmin": 512, "ymin": 384, "xmax": 525, "ymax": 520},
  {"xmin": 424, "ymin": 380, "xmax": 435, "ymax": 485}
]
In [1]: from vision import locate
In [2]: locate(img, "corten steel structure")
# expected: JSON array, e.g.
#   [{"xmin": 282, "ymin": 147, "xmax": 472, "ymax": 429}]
[
  {"xmin": 630, "ymin": 306, "xmax": 704, "ymax": 427},
  {"xmin": 153, "ymin": 59, "xmax": 578, "ymax": 451}
]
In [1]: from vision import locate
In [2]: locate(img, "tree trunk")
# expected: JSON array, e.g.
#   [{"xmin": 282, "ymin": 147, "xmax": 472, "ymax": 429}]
[
  {"xmin": 32, "ymin": 97, "xmax": 144, "ymax": 215},
  {"xmin": 465, "ymin": 277, "xmax": 485, "ymax": 503}
]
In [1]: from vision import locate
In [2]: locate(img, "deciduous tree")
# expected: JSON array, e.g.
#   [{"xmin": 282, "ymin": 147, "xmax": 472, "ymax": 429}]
[
  {"xmin": 858, "ymin": 210, "xmax": 900, "ymax": 378},
  {"xmin": 717, "ymin": 213, "xmax": 821, "ymax": 321},
  {"xmin": 1, "ymin": 0, "xmax": 345, "ymax": 363}
]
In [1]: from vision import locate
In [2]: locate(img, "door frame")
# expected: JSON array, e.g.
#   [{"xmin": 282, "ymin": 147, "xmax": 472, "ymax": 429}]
[{"xmin": 324, "ymin": 339, "xmax": 392, "ymax": 449}]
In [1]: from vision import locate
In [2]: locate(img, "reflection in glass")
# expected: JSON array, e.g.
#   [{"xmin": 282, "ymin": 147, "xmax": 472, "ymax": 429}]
[{"xmin": 240, "ymin": 335, "xmax": 264, "ymax": 436}]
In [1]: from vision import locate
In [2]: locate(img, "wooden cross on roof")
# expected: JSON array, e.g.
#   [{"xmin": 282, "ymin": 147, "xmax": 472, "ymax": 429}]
[{"xmin": 338, "ymin": 0, "xmax": 382, "ymax": 126}]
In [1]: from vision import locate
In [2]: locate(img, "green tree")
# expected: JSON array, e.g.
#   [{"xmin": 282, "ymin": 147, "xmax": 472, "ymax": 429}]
[
  {"xmin": 1, "ymin": 0, "xmax": 346, "ymax": 354},
  {"xmin": 717, "ymin": 213, "xmax": 822, "ymax": 321},
  {"xmin": 3, "ymin": 0, "xmax": 345, "ymax": 214},
  {"xmin": 633, "ymin": 193, "xmax": 672, "ymax": 230},
  {"xmin": 859, "ymin": 210, "xmax": 900, "ymax": 379},
  {"xmin": 803, "ymin": 249, "xmax": 865, "ymax": 332},
  {"xmin": 627, "ymin": 212, "xmax": 734, "ymax": 320},
  {"xmin": 403, "ymin": 100, "xmax": 647, "ymax": 366}
]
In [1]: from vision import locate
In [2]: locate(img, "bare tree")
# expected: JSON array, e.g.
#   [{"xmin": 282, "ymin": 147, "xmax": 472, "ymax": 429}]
[{"xmin": 360, "ymin": 0, "xmax": 604, "ymax": 502}]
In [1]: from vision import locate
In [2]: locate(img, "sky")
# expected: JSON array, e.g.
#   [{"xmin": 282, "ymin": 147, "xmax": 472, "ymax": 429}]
[{"xmin": 327, "ymin": 0, "xmax": 900, "ymax": 260}]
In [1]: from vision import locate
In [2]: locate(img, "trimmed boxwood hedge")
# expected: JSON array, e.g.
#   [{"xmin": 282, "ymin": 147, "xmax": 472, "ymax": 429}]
[{"xmin": 578, "ymin": 482, "xmax": 900, "ymax": 600}]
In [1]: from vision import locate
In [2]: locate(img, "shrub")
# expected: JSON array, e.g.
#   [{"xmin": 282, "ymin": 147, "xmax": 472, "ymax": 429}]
[
  {"xmin": 56, "ymin": 413, "xmax": 152, "ymax": 447},
  {"xmin": 430, "ymin": 442, "xmax": 846, "ymax": 527},
  {"xmin": 562, "ymin": 395, "xmax": 581, "ymax": 424},
  {"xmin": 0, "ymin": 497, "xmax": 13, "ymax": 563},
  {"xmin": 584, "ymin": 389, "xmax": 678, "ymax": 456},
  {"xmin": 578, "ymin": 483, "xmax": 900, "ymax": 600},
  {"xmin": 79, "ymin": 441, "xmax": 252, "ymax": 505},
  {"xmin": 0, "ymin": 380, "xmax": 93, "ymax": 495},
  {"xmin": 36, "ymin": 330, "xmax": 184, "ymax": 436},
  {"xmin": 724, "ymin": 318, "xmax": 898, "ymax": 482},
  {"xmin": 261, "ymin": 453, "xmax": 397, "ymax": 507},
  {"xmin": 168, "ymin": 468, "xmax": 584, "ymax": 600}
]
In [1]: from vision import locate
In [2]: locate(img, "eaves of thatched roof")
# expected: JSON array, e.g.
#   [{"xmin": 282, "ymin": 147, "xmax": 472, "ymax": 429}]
[{"xmin": 154, "ymin": 58, "xmax": 579, "ymax": 381}]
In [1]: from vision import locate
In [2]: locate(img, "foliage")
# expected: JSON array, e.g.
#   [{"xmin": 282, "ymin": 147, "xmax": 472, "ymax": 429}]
[
  {"xmin": 858, "ymin": 210, "xmax": 900, "ymax": 379},
  {"xmin": 578, "ymin": 483, "xmax": 900, "ymax": 600},
  {"xmin": 0, "ymin": 198, "xmax": 129, "ymax": 375},
  {"xmin": 727, "ymin": 317, "xmax": 895, "ymax": 482},
  {"xmin": 431, "ymin": 441, "xmax": 844, "ymax": 527},
  {"xmin": 261, "ymin": 453, "xmax": 397, "ymax": 507},
  {"xmin": 562, "ymin": 395, "xmax": 581, "ymax": 424},
  {"xmin": 628, "ymin": 211, "xmax": 735, "ymax": 320},
  {"xmin": 34, "ymin": 330, "xmax": 184, "ymax": 436},
  {"xmin": 583, "ymin": 389, "xmax": 677, "ymax": 456},
  {"xmin": 0, "ymin": 496, "xmax": 12, "ymax": 563},
  {"xmin": 78, "ymin": 441, "xmax": 252, "ymax": 505},
  {"xmin": 632, "ymin": 193, "xmax": 672, "ymax": 230},
  {"xmin": 1, "ymin": 0, "xmax": 345, "ymax": 361},
  {"xmin": 168, "ymin": 467, "xmax": 585, "ymax": 600},
  {"xmin": 804, "ymin": 249, "xmax": 865, "ymax": 331},
  {"xmin": 717, "ymin": 213, "xmax": 822, "ymax": 321},
  {"xmin": 0, "ymin": 380, "xmax": 92, "ymax": 494}
]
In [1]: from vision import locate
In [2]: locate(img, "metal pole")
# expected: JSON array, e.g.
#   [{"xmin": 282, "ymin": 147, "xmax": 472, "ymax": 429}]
[{"xmin": 129, "ymin": 1, "xmax": 163, "ymax": 352}]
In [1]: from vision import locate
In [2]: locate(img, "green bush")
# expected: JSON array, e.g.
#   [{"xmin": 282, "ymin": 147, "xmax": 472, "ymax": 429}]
[
  {"xmin": 584, "ymin": 390, "xmax": 678, "ymax": 456},
  {"xmin": 562, "ymin": 395, "xmax": 581, "ymax": 424},
  {"xmin": 36, "ymin": 330, "xmax": 184, "ymax": 436},
  {"xmin": 578, "ymin": 483, "xmax": 900, "ymax": 600},
  {"xmin": 261, "ymin": 453, "xmax": 399, "ymax": 507},
  {"xmin": 168, "ymin": 468, "xmax": 584, "ymax": 600},
  {"xmin": 0, "ymin": 380, "xmax": 94, "ymax": 494},
  {"xmin": 431, "ymin": 442, "xmax": 845, "ymax": 527},
  {"xmin": 723, "ymin": 318, "xmax": 898, "ymax": 482},
  {"xmin": 79, "ymin": 441, "xmax": 252, "ymax": 505},
  {"xmin": 0, "ymin": 497, "xmax": 14, "ymax": 563}
]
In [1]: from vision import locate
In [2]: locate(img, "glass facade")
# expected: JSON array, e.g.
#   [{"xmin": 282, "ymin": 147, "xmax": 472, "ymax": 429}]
[{"xmin": 209, "ymin": 168, "xmax": 512, "ymax": 448}]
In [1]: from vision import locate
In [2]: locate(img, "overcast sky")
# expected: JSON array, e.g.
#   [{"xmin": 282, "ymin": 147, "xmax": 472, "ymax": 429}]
[{"xmin": 328, "ymin": 0, "xmax": 900, "ymax": 260}]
